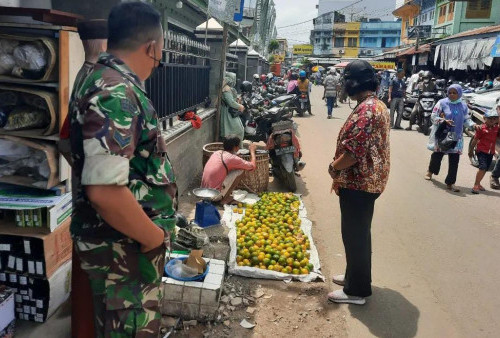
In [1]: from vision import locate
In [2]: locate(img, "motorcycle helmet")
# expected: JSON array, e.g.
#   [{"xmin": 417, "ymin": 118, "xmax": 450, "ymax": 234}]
[
  {"xmin": 299, "ymin": 70, "xmax": 306, "ymax": 78},
  {"xmin": 260, "ymin": 74, "xmax": 267, "ymax": 82},
  {"xmin": 423, "ymin": 71, "xmax": 432, "ymax": 83},
  {"xmin": 240, "ymin": 81, "xmax": 253, "ymax": 93},
  {"xmin": 253, "ymin": 74, "xmax": 259, "ymax": 81}
]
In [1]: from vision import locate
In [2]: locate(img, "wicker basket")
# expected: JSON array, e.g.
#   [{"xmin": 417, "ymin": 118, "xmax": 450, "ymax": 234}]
[
  {"xmin": 236, "ymin": 152, "xmax": 269, "ymax": 193},
  {"xmin": 202, "ymin": 142, "xmax": 223, "ymax": 167},
  {"xmin": 202, "ymin": 142, "xmax": 269, "ymax": 193}
]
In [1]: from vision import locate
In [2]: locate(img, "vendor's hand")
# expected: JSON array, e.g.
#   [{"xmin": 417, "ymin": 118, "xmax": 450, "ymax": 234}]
[
  {"xmin": 238, "ymin": 104, "xmax": 245, "ymax": 112},
  {"xmin": 388, "ymin": 98, "xmax": 391, "ymax": 103},
  {"xmin": 249, "ymin": 143, "xmax": 257, "ymax": 153},
  {"xmin": 445, "ymin": 119, "xmax": 454, "ymax": 126},
  {"xmin": 473, "ymin": 125, "xmax": 481, "ymax": 131},
  {"xmin": 140, "ymin": 227, "xmax": 165, "ymax": 253}
]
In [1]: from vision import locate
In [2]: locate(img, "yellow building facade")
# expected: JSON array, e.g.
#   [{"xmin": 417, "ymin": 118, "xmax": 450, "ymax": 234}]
[
  {"xmin": 393, "ymin": 0, "xmax": 420, "ymax": 45},
  {"xmin": 332, "ymin": 22, "xmax": 360, "ymax": 58}
]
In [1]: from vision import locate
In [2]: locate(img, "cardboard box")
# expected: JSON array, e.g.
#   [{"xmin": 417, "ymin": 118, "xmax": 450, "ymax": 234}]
[
  {"xmin": 0, "ymin": 219, "xmax": 72, "ymax": 278},
  {"xmin": 0, "ymin": 286, "xmax": 15, "ymax": 332},
  {"xmin": 0, "ymin": 190, "xmax": 72, "ymax": 233}
]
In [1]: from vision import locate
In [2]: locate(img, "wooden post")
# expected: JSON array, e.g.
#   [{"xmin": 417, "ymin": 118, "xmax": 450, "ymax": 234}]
[{"xmin": 215, "ymin": 23, "xmax": 229, "ymax": 141}]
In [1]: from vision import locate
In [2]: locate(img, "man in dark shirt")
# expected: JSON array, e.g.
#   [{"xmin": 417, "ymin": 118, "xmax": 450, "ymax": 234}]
[{"xmin": 388, "ymin": 69, "xmax": 406, "ymax": 129}]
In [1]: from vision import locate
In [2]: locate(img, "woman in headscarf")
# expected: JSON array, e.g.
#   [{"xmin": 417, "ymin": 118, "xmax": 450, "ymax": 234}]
[
  {"xmin": 425, "ymin": 84, "xmax": 476, "ymax": 191},
  {"xmin": 328, "ymin": 60, "xmax": 390, "ymax": 305},
  {"xmin": 220, "ymin": 72, "xmax": 245, "ymax": 141}
]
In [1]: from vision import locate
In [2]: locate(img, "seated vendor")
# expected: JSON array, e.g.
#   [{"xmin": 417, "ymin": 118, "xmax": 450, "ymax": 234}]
[{"xmin": 202, "ymin": 135, "xmax": 256, "ymax": 204}]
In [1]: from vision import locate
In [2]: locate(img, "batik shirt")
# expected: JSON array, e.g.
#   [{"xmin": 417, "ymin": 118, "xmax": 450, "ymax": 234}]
[
  {"xmin": 69, "ymin": 53, "xmax": 177, "ymax": 240},
  {"xmin": 332, "ymin": 96, "xmax": 391, "ymax": 194}
]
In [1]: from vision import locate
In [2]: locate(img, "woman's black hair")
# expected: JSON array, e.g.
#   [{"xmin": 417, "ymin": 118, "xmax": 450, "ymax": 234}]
[
  {"xmin": 345, "ymin": 75, "xmax": 379, "ymax": 97},
  {"xmin": 223, "ymin": 135, "xmax": 241, "ymax": 151}
]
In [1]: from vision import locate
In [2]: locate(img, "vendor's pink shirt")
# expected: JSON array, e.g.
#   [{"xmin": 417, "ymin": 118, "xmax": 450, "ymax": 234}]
[{"xmin": 201, "ymin": 151, "xmax": 256, "ymax": 190}]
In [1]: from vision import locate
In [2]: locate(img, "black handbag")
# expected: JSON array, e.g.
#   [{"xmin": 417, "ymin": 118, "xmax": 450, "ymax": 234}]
[
  {"xmin": 228, "ymin": 107, "xmax": 242, "ymax": 118},
  {"xmin": 436, "ymin": 121, "xmax": 458, "ymax": 151}
]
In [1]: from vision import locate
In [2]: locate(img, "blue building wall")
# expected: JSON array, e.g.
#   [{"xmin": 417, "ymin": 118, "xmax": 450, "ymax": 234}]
[{"xmin": 359, "ymin": 21, "xmax": 401, "ymax": 57}]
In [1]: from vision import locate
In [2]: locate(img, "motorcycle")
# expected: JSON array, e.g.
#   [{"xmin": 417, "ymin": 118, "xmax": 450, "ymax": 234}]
[
  {"xmin": 416, "ymin": 92, "xmax": 438, "ymax": 136},
  {"xmin": 267, "ymin": 120, "xmax": 301, "ymax": 192},
  {"xmin": 293, "ymin": 92, "xmax": 309, "ymax": 117},
  {"xmin": 403, "ymin": 91, "xmax": 417, "ymax": 121}
]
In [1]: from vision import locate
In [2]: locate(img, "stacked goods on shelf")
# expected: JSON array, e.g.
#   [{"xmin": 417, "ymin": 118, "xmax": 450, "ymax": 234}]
[
  {"xmin": 0, "ymin": 285, "xmax": 15, "ymax": 336},
  {"xmin": 0, "ymin": 23, "xmax": 84, "ymax": 323},
  {"xmin": 0, "ymin": 220, "xmax": 72, "ymax": 322}
]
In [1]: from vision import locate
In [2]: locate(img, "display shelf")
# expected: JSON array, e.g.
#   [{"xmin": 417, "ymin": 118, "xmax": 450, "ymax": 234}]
[
  {"xmin": 0, "ymin": 79, "xmax": 59, "ymax": 89},
  {"xmin": 0, "ymin": 129, "xmax": 59, "ymax": 141}
]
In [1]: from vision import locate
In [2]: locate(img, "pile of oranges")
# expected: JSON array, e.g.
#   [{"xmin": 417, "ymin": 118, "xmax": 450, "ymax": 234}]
[{"xmin": 235, "ymin": 192, "xmax": 313, "ymax": 275}]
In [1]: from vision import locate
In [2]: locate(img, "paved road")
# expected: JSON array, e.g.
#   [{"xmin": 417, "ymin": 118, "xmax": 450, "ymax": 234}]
[{"xmin": 295, "ymin": 86, "xmax": 500, "ymax": 337}]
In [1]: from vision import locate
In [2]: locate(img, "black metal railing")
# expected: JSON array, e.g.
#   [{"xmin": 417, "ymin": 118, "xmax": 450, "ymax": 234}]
[{"xmin": 145, "ymin": 32, "xmax": 211, "ymax": 129}]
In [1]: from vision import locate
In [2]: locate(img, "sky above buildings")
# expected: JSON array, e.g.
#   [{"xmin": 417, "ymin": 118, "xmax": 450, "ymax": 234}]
[{"xmin": 274, "ymin": 0, "xmax": 397, "ymax": 47}]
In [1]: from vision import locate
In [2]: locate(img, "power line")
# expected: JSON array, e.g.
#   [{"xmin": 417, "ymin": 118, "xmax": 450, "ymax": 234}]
[{"xmin": 277, "ymin": 18, "xmax": 315, "ymax": 29}]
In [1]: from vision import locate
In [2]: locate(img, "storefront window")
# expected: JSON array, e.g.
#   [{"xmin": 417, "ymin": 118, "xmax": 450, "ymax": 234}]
[
  {"xmin": 447, "ymin": 2, "xmax": 454, "ymax": 21},
  {"xmin": 438, "ymin": 5, "xmax": 447, "ymax": 24},
  {"xmin": 347, "ymin": 38, "xmax": 357, "ymax": 47},
  {"xmin": 465, "ymin": 0, "xmax": 492, "ymax": 19},
  {"xmin": 334, "ymin": 38, "xmax": 344, "ymax": 47}
]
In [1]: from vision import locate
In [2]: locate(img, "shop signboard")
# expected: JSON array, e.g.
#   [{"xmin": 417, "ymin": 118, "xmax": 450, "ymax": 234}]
[
  {"xmin": 293, "ymin": 44, "xmax": 313, "ymax": 55},
  {"xmin": 491, "ymin": 35, "xmax": 500, "ymax": 58},
  {"xmin": 407, "ymin": 25, "xmax": 431, "ymax": 39},
  {"xmin": 209, "ymin": 0, "xmax": 240, "ymax": 24},
  {"xmin": 369, "ymin": 61, "xmax": 395, "ymax": 70}
]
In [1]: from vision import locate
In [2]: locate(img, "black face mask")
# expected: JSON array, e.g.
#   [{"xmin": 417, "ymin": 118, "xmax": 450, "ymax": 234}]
[{"xmin": 148, "ymin": 44, "xmax": 165, "ymax": 78}]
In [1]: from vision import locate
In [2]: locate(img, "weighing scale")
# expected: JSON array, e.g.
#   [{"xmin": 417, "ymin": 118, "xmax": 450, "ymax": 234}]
[{"xmin": 192, "ymin": 188, "xmax": 221, "ymax": 228}]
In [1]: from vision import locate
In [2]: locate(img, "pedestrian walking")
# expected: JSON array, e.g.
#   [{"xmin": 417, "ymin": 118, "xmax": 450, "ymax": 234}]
[
  {"xmin": 388, "ymin": 68, "xmax": 406, "ymax": 129},
  {"xmin": 323, "ymin": 69, "xmax": 339, "ymax": 119},
  {"xmin": 327, "ymin": 60, "xmax": 390, "ymax": 305},
  {"xmin": 69, "ymin": 2, "xmax": 176, "ymax": 336},
  {"xmin": 469, "ymin": 107, "xmax": 499, "ymax": 194},
  {"xmin": 425, "ymin": 84, "xmax": 477, "ymax": 192}
]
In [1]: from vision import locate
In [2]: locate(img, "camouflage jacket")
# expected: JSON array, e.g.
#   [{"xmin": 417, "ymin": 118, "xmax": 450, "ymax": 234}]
[{"xmin": 69, "ymin": 53, "xmax": 177, "ymax": 240}]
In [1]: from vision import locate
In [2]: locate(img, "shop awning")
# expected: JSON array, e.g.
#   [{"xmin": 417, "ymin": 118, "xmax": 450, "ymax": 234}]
[
  {"xmin": 335, "ymin": 62, "xmax": 350, "ymax": 68},
  {"xmin": 396, "ymin": 44, "xmax": 431, "ymax": 56},
  {"xmin": 374, "ymin": 46, "xmax": 411, "ymax": 60},
  {"xmin": 435, "ymin": 37, "xmax": 496, "ymax": 70}
]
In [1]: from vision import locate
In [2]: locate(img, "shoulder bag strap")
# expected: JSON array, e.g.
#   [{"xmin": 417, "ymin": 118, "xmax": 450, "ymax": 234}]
[{"xmin": 221, "ymin": 151, "xmax": 229, "ymax": 174}]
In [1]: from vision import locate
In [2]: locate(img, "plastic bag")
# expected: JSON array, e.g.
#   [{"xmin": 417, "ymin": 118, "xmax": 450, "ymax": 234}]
[
  {"xmin": 13, "ymin": 42, "xmax": 47, "ymax": 71},
  {"xmin": 0, "ymin": 39, "xmax": 19, "ymax": 54},
  {"xmin": 166, "ymin": 259, "xmax": 199, "ymax": 279},
  {"xmin": 0, "ymin": 53, "xmax": 15, "ymax": 75},
  {"xmin": 3, "ymin": 106, "xmax": 50, "ymax": 131},
  {"xmin": 0, "ymin": 91, "xmax": 20, "ymax": 106},
  {"xmin": 0, "ymin": 148, "xmax": 49, "ymax": 180}
]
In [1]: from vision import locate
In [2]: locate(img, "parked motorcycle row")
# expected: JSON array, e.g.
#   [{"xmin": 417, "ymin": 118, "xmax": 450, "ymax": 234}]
[{"xmin": 238, "ymin": 74, "xmax": 308, "ymax": 192}]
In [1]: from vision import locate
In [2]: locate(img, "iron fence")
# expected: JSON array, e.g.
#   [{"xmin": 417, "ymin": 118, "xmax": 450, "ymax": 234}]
[{"xmin": 145, "ymin": 32, "xmax": 211, "ymax": 128}]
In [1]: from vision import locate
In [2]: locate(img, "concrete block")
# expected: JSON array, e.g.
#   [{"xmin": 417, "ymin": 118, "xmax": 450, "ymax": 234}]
[
  {"xmin": 182, "ymin": 303, "xmax": 200, "ymax": 320},
  {"xmin": 162, "ymin": 300, "xmax": 182, "ymax": 317},
  {"xmin": 199, "ymin": 305, "xmax": 218, "ymax": 321},
  {"xmin": 182, "ymin": 285, "xmax": 201, "ymax": 304},
  {"xmin": 200, "ymin": 288, "xmax": 219, "ymax": 307},
  {"xmin": 163, "ymin": 283, "xmax": 183, "ymax": 302},
  {"xmin": 203, "ymin": 273, "xmax": 223, "ymax": 286},
  {"xmin": 208, "ymin": 263, "xmax": 225, "ymax": 275}
]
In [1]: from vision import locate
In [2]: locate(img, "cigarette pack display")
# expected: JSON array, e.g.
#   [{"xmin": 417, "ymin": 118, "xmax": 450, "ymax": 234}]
[
  {"xmin": 0, "ymin": 219, "xmax": 71, "ymax": 278},
  {"xmin": 0, "ymin": 285, "xmax": 15, "ymax": 333}
]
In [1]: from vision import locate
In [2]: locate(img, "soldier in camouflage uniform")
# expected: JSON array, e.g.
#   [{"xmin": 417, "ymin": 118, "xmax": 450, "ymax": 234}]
[{"xmin": 69, "ymin": 3, "xmax": 175, "ymax": 337}]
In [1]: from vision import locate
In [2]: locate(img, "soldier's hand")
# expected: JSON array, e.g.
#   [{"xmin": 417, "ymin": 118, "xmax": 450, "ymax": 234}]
[{"xmin": 140, "ymin": 227, "xmax": 165, "ymax": 253}]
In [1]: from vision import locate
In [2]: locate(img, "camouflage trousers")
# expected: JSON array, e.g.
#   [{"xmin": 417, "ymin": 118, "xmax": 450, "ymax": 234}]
[{"xmin": 74, "ymin": 237, "xmax": 167, "ymax": 338}]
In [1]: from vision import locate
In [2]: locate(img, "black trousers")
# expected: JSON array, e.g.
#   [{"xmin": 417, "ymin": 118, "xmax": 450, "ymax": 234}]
[
  {"xmin": 428, "ymin": 152, "xmax": 460, "ymax": 185},
  {"xmin": 339, "ymin": 188, "xmax": 380, "ymax": 297}
]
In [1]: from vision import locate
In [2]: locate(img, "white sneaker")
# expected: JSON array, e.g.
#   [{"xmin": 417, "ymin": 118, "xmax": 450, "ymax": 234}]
[
  {"xmin": 328, "ymin": 289, "xmax": 366, "ymax": 305},
  {"xmin": 332, "ymin": 274, "xmax": 345, "ymax": 286}
]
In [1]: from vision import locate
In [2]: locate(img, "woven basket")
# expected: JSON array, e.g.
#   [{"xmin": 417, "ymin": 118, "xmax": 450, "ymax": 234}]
[
  {"xmin": 202, "ymin": 142, "xmax": 269, "ymax": 193},
  {"xmin": 202, "ymin": 142, "xmax": 223, "ymax": 167},
  {"xmin": 236, "ymin": 152, "xmax": 269, "ymax": 193}
]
